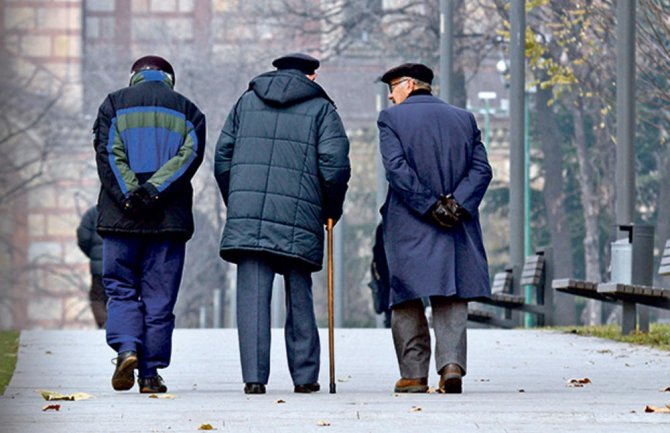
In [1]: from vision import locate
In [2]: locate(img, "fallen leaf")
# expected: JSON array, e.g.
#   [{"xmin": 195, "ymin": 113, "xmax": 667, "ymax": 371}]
[
  {"xmin": 198, "ymin": 423, "xmax": 215, "ymax": 430},
  {"xmin": 317, "ymin": 420, "xmax": 331, "ymax": 427},
  {"xmin": 518, "ymin": 389, "xmax": 525, "ymax": 393},
  {"xmin": 148, "ymin": 394, "xmax": 176, "ymax": 399},
  {"xmin": 45, "ymin": 351, "xmax": 53, "ymax": 355},
  {"xmin": 661, "ymin": 387, "xmax": 670, "ymax": 392},
  {"xmin": 276, "ymin": 399, "xmax": 285, "ymax": 404},
  {"xmin": 644, "ymin": 405, "xmax": 670, "ymax": 413},
  {"xmin": 410, "ymin": 406, "xmax": 422, "ymax": 412},
  {"xmin": 596, "ymin": 349, "xmax": 612, "ymax": 355},
  {"xmin": 566, "ymin": 378, "xmax": 592, "ymax": 388},
  {"xmin": 337, "ymin": 376, "xmax": 351, "ymax": 383},
  {"xmin": 42, "ymin": 404, "xmax": 60, "ymax": 412},
  {"xmin": 392, "ymin": 393, "xmax": 399, "ymax": 398},
  {"xmin": 38, "ymin": 390, "xmax": 92, "ymax": 401}
]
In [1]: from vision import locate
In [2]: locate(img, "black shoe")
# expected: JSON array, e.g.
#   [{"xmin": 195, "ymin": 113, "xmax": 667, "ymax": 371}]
[
  {"xmin": 294, "ymin": 382, "xmax": 320, "ymax": 393},
  {"xmin": 244, "ymin": 383, "xmax": 266, "ymax": 394},
  {"xmin": 138, "ymin": 375, "xmax": 167, "ymax": 394},
  {"xmin": 111, "ymin": 351, "xmax": 138, "ymax": 391}
]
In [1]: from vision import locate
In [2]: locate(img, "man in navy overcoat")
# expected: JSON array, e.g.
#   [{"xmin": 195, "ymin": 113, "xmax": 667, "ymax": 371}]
[{"xmin": 377, "ymin": 63, "xmax": 492, "ymax": 394}]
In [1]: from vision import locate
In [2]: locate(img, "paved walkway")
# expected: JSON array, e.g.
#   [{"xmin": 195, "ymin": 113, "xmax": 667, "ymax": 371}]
[{"xmin": 1, "ymin": 329, "xmax": 669, "ymax": 432}]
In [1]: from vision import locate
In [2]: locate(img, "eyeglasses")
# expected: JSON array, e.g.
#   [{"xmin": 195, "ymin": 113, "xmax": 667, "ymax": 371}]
[{"xmin": 388, "ymin": 78, "xmax": 410, "ymax": 92}]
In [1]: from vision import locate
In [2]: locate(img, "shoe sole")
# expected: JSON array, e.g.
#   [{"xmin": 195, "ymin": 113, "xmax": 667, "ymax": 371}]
[
  {"xmin": 139, "ymin": 386, "xmax": 167, "ymax": 394},
  {"xmin": 111, "ymin": 354, "xmax": 138, "ymax": 391},
  {"xmin": 394, "ymin": 385, "xmax": 429, "ymax": 393}
]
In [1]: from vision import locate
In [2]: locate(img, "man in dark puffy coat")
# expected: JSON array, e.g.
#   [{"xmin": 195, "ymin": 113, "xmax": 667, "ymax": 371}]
[
  {"xmin": 214, "ymin": 53, "xmax": 350, "ymax": 395},
  {"xmin": 94, "ymin": 55, "xmax": 205, "ymax": 394},
  {"xmin": 76, "ymin": 205, "xmax": 106, "ymax": 328}
]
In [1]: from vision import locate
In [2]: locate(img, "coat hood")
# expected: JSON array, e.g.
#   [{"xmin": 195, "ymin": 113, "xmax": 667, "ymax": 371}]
[{"xmin": 249, "ymin": 70, "xmax": 335, "ymax": 107}]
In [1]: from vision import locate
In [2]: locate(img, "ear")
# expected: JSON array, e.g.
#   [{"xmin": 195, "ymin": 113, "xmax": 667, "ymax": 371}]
[{"xmin": 306, "ymin": 73, "xmax": 317, "ymax": 81}]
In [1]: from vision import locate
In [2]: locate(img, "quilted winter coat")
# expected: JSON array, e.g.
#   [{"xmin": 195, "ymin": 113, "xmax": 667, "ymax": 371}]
[{"xmin": 214, "ymin": 69, "xmax": 351, "ymax": 272}]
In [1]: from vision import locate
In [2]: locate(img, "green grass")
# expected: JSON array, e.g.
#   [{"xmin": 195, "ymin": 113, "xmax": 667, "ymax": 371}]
[
  {"xmin": 554, "ymin": 324, "xmax": 670, "ymax": 351},
  {"xmin": 0, "ymin": 330, "xmax": 19, "ymax": 395}
]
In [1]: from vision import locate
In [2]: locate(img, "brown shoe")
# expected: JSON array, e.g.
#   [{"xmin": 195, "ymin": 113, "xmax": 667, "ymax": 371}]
[
  {"xmin": 294, "ymin": 382, "xmax": 320, "ymax": 393},
  {"xmin": 438, "ymin": 364, "xmax": 463, "ymax": 394},
  {"xmin": 394, "ymin": 377, "xmax": 428, "ymax": 393}
]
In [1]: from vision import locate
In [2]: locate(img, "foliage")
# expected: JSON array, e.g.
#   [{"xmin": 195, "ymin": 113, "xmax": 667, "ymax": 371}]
[{"xmin": 0, "ymin": 330, "xmax": 19, "ymax": 395}]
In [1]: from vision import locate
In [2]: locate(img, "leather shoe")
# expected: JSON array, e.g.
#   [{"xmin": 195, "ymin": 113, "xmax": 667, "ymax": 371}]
[
  {"xmin": 244, "ymin": 383, "xmax": 266, "ymax": 394},
  {"xmin": 394, "ymin": 377, "xmax": 428, "ymax": 393},
  {"xmin": 294, "ymin": 382, "xmax": 320, "ymax": 393},
  {"xmin": 111, "ymin": 351, "xmax": 138, "ymax": 391},
  {"xmin": 439, "ymin": 364, "xmax": 463, "ymax": 394},
  {"xmin": 139, "ymin": 375, "xmax": 167, "ymax": 394}
]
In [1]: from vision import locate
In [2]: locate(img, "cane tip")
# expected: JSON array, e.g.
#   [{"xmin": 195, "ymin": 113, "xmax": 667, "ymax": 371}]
[{"xmin": 329, "ymin": 383, "xmax": 336, "ymax": 394}]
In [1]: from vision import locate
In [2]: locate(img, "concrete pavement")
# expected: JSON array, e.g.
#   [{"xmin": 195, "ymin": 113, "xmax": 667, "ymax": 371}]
[{"xmin": 1, "ymin": 328, "xmax": 669, "ymax": 432}]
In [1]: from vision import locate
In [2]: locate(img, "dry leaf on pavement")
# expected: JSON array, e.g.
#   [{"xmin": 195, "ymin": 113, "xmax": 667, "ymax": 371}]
[
  {"xmin": 198, "ymin": 423, "xmax": 216, "ymax": 430},
  {"xmin": 42, "ymin": 404, "xmax": 60, "ymax": 412},
  {"xmin": 644, "ymin": 405, "xmax": 670, "ymax": 413},
  {"xmin": 661, "ymin": 387, "xmax": 670, "ymax": 392},
  {"xmin": 276, "ymin": 399, "xmax": 286, "ymax": 404},
  {"xmin": 410, "ymin": 406, "xmax": 422, "ymax": 412},
  {"xmin": 317, "ymin": 420, "xmax": 331, "ymax": 426},
  {"xmin": 38, "ymin": 390, "xmax": 92, "ymax": 401},
  {"xmin": 566, "ymin": 378, "xmax": 592, "ymax": 388},
  {"xmin": 148, "ymin": 394, "xmax": 176, "ymax": 399}
]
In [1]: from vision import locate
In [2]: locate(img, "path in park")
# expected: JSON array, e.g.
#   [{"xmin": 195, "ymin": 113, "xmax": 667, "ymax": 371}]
[{"xmin": 1, "ymin": 328, "xmax": 669, "ymax": 432}]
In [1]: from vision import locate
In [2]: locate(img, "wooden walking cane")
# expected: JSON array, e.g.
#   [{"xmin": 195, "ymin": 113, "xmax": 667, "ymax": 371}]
[{"xmin": 326, "ymin": 218, "xmax": 336, "ymax": 394}]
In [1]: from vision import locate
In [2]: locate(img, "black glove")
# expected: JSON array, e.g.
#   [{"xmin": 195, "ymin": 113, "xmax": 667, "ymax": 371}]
[
  {"xmin": 122, "ymin": 183, "xmax": 160, "ymax": 217},
  {"xmin": 429, "ymin": 194, "xmax": 467, "ymax": 230}
]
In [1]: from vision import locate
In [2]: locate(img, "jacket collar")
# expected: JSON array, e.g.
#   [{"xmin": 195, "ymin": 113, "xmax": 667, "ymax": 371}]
[{"xmin": 129, "ymin": 70, "xmax": 174, "ymax": 89}]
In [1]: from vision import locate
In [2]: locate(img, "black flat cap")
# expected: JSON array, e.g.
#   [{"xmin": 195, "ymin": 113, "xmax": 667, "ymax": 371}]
[
  {"xmin": 381, "ymin": 63, "xmax": 434, "ymax": 85},
  {"xmin": 272, "ymin": 53, "xmax": 320, "ymax": 75}
]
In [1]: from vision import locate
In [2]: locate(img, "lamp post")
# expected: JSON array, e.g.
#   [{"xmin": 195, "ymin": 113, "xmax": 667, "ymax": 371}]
[{"xmin": 478, "ymin": 91, "xmax": 497, "ymax": 147}]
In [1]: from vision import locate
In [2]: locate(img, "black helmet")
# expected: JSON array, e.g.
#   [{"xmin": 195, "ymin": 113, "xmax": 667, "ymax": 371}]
[{"xmin": 130, "ymin": 55, "xmax": 175, "ymax": 84}]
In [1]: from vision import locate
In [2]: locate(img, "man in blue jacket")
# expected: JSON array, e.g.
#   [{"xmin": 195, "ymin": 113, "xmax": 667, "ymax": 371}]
[
  {"xmin": 378, "ymin": 63, "xmax": 492, "ymax": 394},
  {"xmin": 214, "ymin": 53, "xmax": 350, "ymax": 395},
  {"xmin": 94, "ymin": 55, "xmax": 205, "ymax": 394}
]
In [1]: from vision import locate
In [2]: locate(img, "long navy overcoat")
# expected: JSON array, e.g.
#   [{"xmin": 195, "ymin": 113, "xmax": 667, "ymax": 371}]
[{"xmin": 377, "ymin": 94, "xmax": 493, "ymax": 306}]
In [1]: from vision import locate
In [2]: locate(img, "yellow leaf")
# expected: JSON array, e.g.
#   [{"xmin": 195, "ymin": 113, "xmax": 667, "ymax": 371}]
[
  {"xmin": 317, "ymin": 420, "xmax": 331, "ymax": 427},
  {"xmin": 38, "ymin": 390, "xmax": 92, "ymax": 401},
  {"xmin": 645, "ymin": 405, "xmax": 670, "ymax": 413},
  {"xmin": 148, "ymin": 394, "xmax": 176, "ymax": 399},
  {"xmin": 198, "ymin": 423, "xmax": 216, "ymax": 430}
]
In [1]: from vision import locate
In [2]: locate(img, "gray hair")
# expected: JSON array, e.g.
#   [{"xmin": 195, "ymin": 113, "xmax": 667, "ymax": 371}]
[{"xmin": 411, "ymin": 78, "xmax": 432, "ymax": 92}]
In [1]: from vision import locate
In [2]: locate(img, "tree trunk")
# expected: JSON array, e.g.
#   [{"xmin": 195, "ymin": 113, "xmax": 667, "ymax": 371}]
[
  {"xmin": 535, "ymin": 86, "xmax": 576, "ymax": 324},
  {"xmin": 573, "ymin": 97, "xmax": 602, "ymax": 325}
]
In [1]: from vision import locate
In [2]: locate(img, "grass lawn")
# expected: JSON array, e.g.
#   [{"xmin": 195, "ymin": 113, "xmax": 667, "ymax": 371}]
[
  {"xmin": 0, "ymin": 330, "xmax": 19, "ymax": 395},
  {"xmin": 555, "ymin": 323, "xmax": 670, "ymax": 351}
]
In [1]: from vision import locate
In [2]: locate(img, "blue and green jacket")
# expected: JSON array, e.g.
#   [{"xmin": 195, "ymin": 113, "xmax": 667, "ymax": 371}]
[{"xmin": 94, "ymin": 70, "xmax": 206, "ymax": 239}]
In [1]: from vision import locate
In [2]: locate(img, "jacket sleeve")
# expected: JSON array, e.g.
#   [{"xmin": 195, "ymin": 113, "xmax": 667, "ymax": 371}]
[
  {"xmin": 452, "ymin": 113, "xmax": 493, "ymax": 216},
  {"xmin": 377, "ymin": 110, "xmax": 436, "ymax": 215},
  {"xmin": 214, "ymin": 100, "xmax": 239, "ymax": 206},
  {"xmin": 317, "ymin": 104, "xmax": 351, "ymax": 222},
  {"xmin": 93, "ymin": 95, "xmax": 139, "ymax": 204},
  {"xmin": 144, "ymin": 105, "xmax": 206, "ymax": 195}
]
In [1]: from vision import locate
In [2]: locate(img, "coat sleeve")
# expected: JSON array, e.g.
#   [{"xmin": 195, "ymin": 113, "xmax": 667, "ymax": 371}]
[
  {"xmin": 377, "ymin": 110, "xmax": 436, "ymax": 215},
  {"xmin": 214, "ymin": 100, "xmax": 240, "ymax": 206},
  {"xmin": 144, "ymin": 106, "xmax": 206, "ymax": 196},
  {"xmin": 317, "ymin": 104, "xmax": 351, "ymax": 222},
  {"xmin": 452, "ymin": 113, "xmax": 493, "ymax": 216},
  {"xmin": 94, "ymin": 95, "xmax": 139, "ymax": 204}
]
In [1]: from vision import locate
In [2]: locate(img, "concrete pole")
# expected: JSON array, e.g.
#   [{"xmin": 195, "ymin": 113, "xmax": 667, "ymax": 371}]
[
  {"xmin": 615, "ymin": 0, "xmax": 635, "ymax": 226},
  {"xmin": 439, "ymin": 0, "xmax": 454, "ymax": 103},
  {"xmin": 509, "ymin": 0, "xmax": 526, "ymax": 296}
]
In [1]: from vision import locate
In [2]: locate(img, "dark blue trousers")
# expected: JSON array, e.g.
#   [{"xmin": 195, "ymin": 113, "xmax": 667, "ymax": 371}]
[
  {"xmin": 236, "ymin": 255, "xmax": 320, "ymax": 386},
  {"xmin": 102, "ymin": 235, "xmax": 185, "ymax": 378}
]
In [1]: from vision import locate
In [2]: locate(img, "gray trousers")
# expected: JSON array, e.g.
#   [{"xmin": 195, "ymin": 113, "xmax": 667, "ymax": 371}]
[
  {"xmin": 391, "ymin": 297, "xmax": 467, "ymax": 379},
  {"xmin": 236, "ymin": 255, "xmax": 320, "ymax": 386}
]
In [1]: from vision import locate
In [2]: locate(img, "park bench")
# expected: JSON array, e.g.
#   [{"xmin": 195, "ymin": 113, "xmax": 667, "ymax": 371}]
[
  {"xmin": 552, "ymin": 238, "xmax": 670, "ymax": 334},
  {"xmin": 469, "ymin": 247, "xmax": 553, "ymax": 327}
]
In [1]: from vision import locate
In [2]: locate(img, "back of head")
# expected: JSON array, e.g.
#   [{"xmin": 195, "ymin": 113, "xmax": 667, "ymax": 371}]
[{"xmin": 130, "ymin": 55, "xmax": 176, "ymax": 85}]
